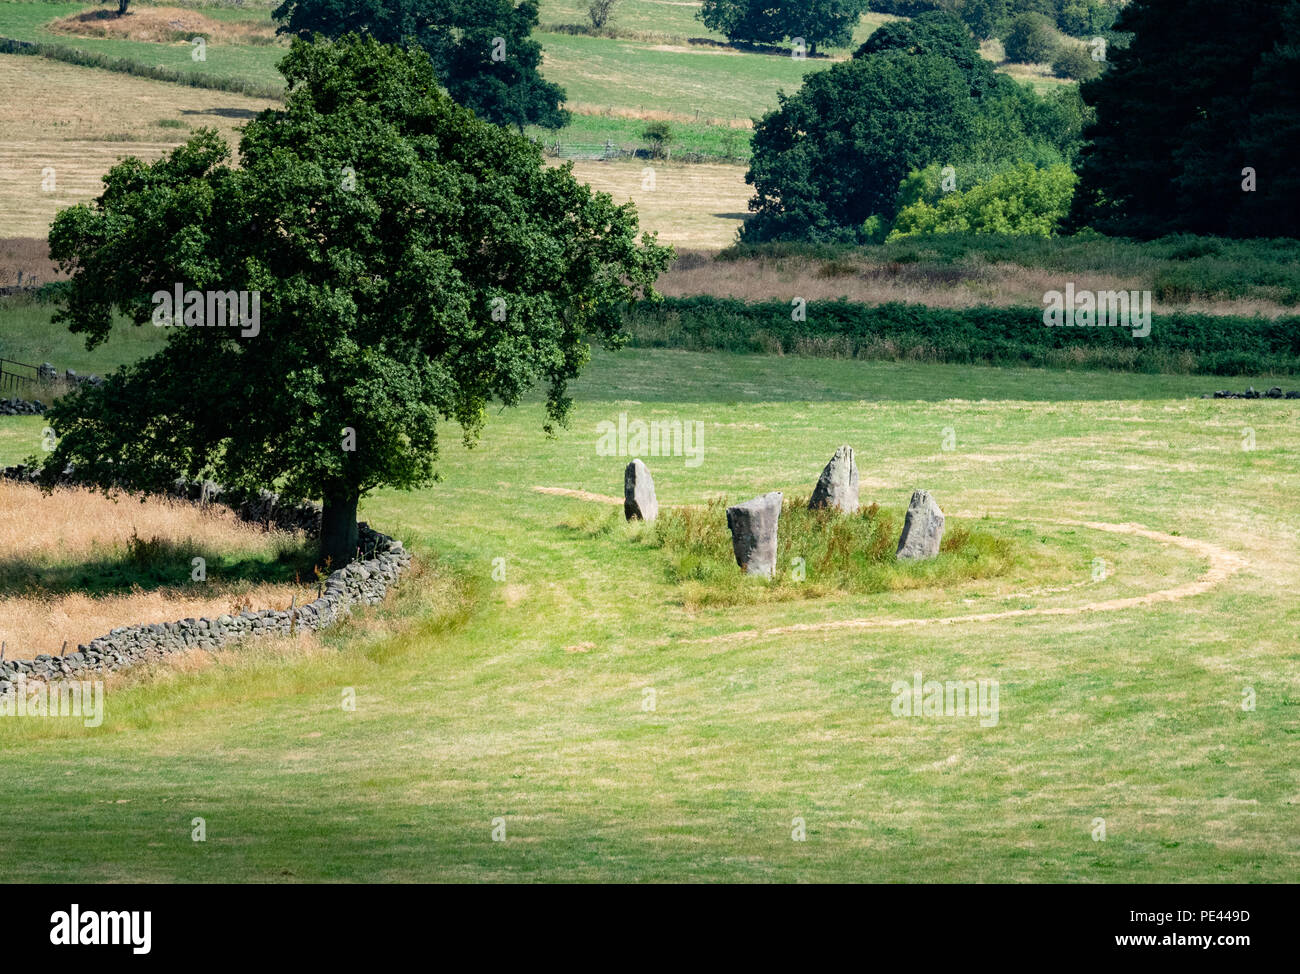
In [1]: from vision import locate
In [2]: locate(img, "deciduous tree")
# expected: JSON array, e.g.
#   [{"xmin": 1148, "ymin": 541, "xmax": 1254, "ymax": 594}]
[{"xmin": 45, "ymin": 36, "xmax": 670, "ymax": 565}]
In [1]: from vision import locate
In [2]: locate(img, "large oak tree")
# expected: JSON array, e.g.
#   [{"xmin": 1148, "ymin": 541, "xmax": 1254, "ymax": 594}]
[{"xmin": 45, "ymin": 35, "xmax": 671, "ymax": 565}]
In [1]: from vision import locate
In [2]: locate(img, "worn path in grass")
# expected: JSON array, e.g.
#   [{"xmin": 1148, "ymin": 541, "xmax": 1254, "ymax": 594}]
[{"xmin": 527, "ymin": 488, "xmax": 1250, "ymax": 640}]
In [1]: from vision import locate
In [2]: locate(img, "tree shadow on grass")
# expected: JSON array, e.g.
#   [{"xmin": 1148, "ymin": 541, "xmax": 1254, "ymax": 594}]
[
  {"xmin": 181, "ymin": 107, "xmax": 260, "ymax": 120},
  {"xmin": 0, "ymin": 535, "xmax": 323, "ymax": 599}
]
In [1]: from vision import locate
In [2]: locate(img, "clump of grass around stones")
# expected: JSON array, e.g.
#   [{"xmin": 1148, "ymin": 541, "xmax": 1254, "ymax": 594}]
[{"xmin": 641, "ymin": 495, "xmax": 1018, "ymax": 608}]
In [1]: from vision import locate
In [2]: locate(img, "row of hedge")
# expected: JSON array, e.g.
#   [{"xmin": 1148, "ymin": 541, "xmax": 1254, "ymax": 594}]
[
  {"xmin": 624, "ymin": 297, "xmax": 1300, "ymax": 375},
  {"xmin": 0, "ymin": 36, "xmax": 284, "ymax": 100}
]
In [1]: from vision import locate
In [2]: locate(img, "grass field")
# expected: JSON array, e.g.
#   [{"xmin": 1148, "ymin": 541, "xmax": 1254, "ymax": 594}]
[
  {"xmin": 0, "ymin": 51, "xmax": 280, "ymax": 238},
  {"xmin": 1, "ymin": 343, "xmax": 1297, "ymax": 882},
  {"xmin": 536, "ymin": 30, "xmax": 837, "ymax": 124},
  {"xmin": 0, "ymin": 1, "xmax": 288, "ymax": 87},
  {"xmin": 563, "ymin": 159, "xmax": 749, "ymax": 248}
]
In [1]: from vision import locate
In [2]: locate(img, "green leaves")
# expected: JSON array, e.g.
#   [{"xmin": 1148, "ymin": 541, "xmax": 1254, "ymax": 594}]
[
  {"xmin": 45, "ymin": 34, "xmax": 671, "ymax": 558},
  {"xmin": 741, "ymin": 8, "xmax": 1090, "ymax": 244},
  {"xmin": 272, "ymin": 0, "xmax": 569, "ymax": 129},
  {"xmin": 1070, "ymin": 0, "xmax": 1300, "ymax": 238},
  {"xmin": 743, "ymin": 51, "xmax": 982, "ymax": 243},
  {"xmin": 889, "ymin": 163, "xmax": 1078, "ymax": 239}
]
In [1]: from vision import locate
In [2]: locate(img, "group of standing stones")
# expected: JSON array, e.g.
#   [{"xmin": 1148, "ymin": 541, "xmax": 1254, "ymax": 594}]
[{"xmin": 621, "ymin": 446, "xmax": 945, "ymax": 579}]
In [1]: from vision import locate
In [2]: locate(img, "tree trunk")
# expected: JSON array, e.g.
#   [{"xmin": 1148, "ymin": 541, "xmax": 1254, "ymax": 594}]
[
  {"xmin": 320, "ymin": 491, "xmax": 360, "ymax": 569},
  {"xmin": 118, "ymin": 0, "xmax": 130, "ymax": 15}
]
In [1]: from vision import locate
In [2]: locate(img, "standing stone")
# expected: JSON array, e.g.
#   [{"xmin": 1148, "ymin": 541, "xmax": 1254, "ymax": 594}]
[
  {"xmin": 896, "ymin": 490, "xmax": 945, "ymax": 560},
  {"xmin": 726, "ymin": 491, "xmax": 782, "ymax": 578},
  {"xmin": 808, "ymin": 445, "xmax": 859, "ymax": 513},
  {"xmin": 624, "ymin": 459, "xmax": 658, "ymax": 522}
]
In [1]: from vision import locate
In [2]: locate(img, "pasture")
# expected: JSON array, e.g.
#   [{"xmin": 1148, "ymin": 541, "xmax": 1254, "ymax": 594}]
[
  {"xmin": 0, "ymin": 0, "xmax": 1294, "ymax": 888},
  {"xmin": 0, "ymin": 345, "xmax": 1296, "ymax": 882},
  {"xmin": 0, "ymin": 51, "xmax": 280, "ymax": 239}
]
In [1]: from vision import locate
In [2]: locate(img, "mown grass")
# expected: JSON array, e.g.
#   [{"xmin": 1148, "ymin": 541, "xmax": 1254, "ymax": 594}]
[
  {"xmin": 528, "ymin": 112, "xmax": 753, "ymax": 163},
  {"xmin": 536, "ymin": 30, "xmax": 829, "ymax": 124},
  {"xmin": 1, "ymin": 345, "xmax": 1298, "ymax": 881}
]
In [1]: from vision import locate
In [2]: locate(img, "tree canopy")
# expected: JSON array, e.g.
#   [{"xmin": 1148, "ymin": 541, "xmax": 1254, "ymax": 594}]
[
  {"xmin": 45, "ymin": 35, "xmax": 671, "ymax": 565},
  {"xmin": 698, "ymin": 0, "xmax": 869, "ymax": 53},
  {"xmin": 889, "ymin": 162, "xmax": 1077, "ymax": 238},
  {"xmin": 271, "ymin": 0, "xmax": 569, "ymax": 129},
  {"xmin": 741, "ymin": 11, "xmax": 1087, "ymax": 242},
  {"xmin": 1069, "ymin": 0, "xmax": 1300, "ymax": 238}
]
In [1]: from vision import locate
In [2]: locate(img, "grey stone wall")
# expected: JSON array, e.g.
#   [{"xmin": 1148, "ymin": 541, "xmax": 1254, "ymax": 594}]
[{"xmin": 0, "ymin": 398, "xmax": 45, "ymax": 416}]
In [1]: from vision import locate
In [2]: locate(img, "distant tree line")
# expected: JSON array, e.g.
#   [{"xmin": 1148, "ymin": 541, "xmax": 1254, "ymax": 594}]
[
  {"xmin": 868, "ymin": 0, "xmax": 1122, "ymax": 41},
  {"xmin": 742, "ymin": 0, "xmax": 1300, "ymax": 243}
]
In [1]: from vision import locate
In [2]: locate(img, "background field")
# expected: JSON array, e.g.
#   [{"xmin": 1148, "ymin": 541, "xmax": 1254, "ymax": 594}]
[
  {"xmin": 1, "ymin": 347, "xmax": 1297, "ymax": 882},
  {"xmin": 0, "ymin": 51, "xmax": 280, "ymax": 240},
  {"xmin": 0, "ymin": 0, "xmax": 1073, "ymax": 237}
]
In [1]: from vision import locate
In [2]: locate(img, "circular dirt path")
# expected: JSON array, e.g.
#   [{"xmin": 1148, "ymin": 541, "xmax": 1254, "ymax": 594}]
[{"xmin": 532, "ymin": 487, "xmax": 1248, "ymax": 643}]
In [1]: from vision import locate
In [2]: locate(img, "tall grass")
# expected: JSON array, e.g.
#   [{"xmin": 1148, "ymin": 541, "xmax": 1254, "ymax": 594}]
[
  {"xmin": 718, "ymin": 234, "xmax": 1300, "ymax": 307},
  {"xmin": 0, "ymin": 481, "xmax": 320, "ymax": 654},
  {"xmin": 639, "ymin": 496, "xmax": 1018, "ymax": 608}
]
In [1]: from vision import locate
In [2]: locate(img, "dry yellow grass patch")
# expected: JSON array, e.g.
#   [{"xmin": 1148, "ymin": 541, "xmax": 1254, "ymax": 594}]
[
  {"xmin": 0, "ymin": 586, "xmax": 316, "ymax": 661},
  {"xmin": 47, "ymin": 7, "xmax": 277, "ymax": 45},
  {"xmin": 0, "ymin": 54, "xmax": 280, "ymax": 237},
  {"xmin": 560, "ymin": 159, "xmax": 750, "ymax": 249},
  {"xmin": 0, "ymin": 482, "xmax": 316, "ymax": 657},
  {"xmin": 0, "ymin": 237, "xmax": 60, "ymax": 288},
  {"xmin": 0, "ymin": 481, "xmax": 289, "ymax": 561}
]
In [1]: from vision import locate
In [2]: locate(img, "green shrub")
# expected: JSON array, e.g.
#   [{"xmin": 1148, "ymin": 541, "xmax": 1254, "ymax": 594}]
[
  {"xmin": 1002, "ymin": 12, "xmax": 1057, "ymax": 63},
  {"xmin": 1051, "ymin": 43, "xmax": 1102, "ymax": 80},
  {"xmin": 622, "ymin": 294, "xmax": 1300, "ymax": 375},
  {"xmin": 889, "ymin": 163, "xmax": 1078, "ymax": 239},
  {"xmin": 642, "ymin": 120, "xmax": 674, "ymax": 158}
]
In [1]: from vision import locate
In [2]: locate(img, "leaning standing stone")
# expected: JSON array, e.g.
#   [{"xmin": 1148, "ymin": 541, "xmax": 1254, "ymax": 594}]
[
  {"xmin": 624, "ymin": 459, "xmax": 658, "ymax": 521},
  {"xmin": 808, "ymin": 445, "xmax": 859, "ymax": 513},
  {"xmin": 896, "ymin": 489, "xmax": 945, "ymax": 560},
  {"xmin": 726, "ymin": 491, "xmax": 783, "ymax": 578}
]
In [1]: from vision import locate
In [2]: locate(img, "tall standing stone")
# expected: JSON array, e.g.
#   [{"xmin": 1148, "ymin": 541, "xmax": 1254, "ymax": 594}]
[
  {"xmin": 726, "ymin": 491, "xmax": 783, "ymax": 578},
  {"xmin": 808, "ymin": 445, "xmax": 859, "ymax": 513},
  {"xmin": 896, "ymin": 490, "xmax": 945, "ymax": 560},
  {"xmin": 624, "ymin": 459, "xmax": 658, "ymax": 522}
]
